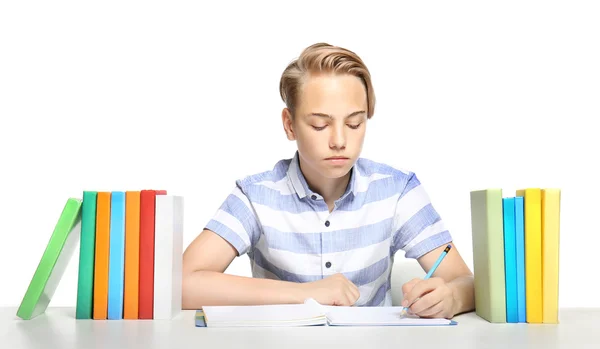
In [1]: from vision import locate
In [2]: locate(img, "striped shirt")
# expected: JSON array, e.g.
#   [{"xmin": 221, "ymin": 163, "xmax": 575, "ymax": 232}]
[{"xmin": 205, "ymin": 151, "xmax": 453, "ymax": 306}]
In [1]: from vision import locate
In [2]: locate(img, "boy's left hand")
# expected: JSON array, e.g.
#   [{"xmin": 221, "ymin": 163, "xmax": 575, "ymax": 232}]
[{"xmin": 401, "ymin": 277, "xmax": 456, "ymax": 319}]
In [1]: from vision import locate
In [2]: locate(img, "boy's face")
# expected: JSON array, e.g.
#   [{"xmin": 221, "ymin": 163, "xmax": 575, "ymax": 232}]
[{"xmin": 283, "ymin": 73, "xmax": 368, "ymax": 180}]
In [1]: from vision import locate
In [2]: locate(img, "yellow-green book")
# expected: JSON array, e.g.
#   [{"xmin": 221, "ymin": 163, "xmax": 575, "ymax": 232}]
[
  {"xmin": 470, "ymin": 189, "xmax": 506, "ymax": 323},
  {"xmin": 17, "ymin": 198, "xmax": 82, "ymax": 320}
]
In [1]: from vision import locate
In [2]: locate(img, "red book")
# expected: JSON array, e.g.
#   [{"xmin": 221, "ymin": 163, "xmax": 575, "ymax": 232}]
[{"xmin": 138, "ymin": 189, "xmax": 167, "ymax": 319}]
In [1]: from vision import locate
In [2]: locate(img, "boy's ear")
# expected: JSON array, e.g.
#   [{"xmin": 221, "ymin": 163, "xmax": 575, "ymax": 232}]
[{"xmin": 282, "ymin": 108, "xmax": 296, "ymax": 141}]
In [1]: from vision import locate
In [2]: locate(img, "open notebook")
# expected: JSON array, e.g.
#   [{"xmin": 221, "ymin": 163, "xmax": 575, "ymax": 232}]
[{"xmin": 195, "ymin": 298, "xmax": 457, "ymax": 327}]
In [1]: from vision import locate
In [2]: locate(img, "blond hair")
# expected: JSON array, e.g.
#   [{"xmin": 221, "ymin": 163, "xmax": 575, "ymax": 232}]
[{"xmin": 279, "ymin": 43, "xmax": 376, "ymax": 119}]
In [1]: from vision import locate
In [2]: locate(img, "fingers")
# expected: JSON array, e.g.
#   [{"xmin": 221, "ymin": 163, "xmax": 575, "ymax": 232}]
[
  {"xmin": 330, "ymin": 273, "xmax": 360, "ymax": 306},
  {"xmin": 401, "ymin": 278, "xmax": 421, "ymax": 295},
  {"xmin": 345, "ymin": 278, "xmax": 360, "ymax": 305},
  {"xmin": 408, "ymin": 286, "xmax": 451, "ymax": 318},
  {"xmin": 402, "ymin": 277, "xmax": 443, "ymax": 307},
  {"xmin": 412, "ymin": 294, "xmax": 444, "ymax": 318}
]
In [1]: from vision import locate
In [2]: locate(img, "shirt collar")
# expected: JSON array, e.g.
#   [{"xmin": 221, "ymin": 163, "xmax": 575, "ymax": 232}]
[{"xmin": 287, "ymin": 151, "xmax": 360, "ymax": 200}]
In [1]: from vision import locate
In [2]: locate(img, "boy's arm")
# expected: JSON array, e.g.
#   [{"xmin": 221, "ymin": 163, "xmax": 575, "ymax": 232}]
[
  {"xmin": 182, "ymin": 229, "xmax": 360, "ymax": 309},
  {"xmin": 182, "ymin": 229, "xmax": 306, "ymax": 309},
  {"xmin": 401, "ymin": 242, "xmax": 475, "ymax": 318}
]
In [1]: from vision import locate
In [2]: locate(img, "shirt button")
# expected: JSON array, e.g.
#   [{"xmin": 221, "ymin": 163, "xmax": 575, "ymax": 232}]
[
  {"xmin": 325, "ymin": 262, "xmax": 332, "ymax": 268},
  {"xmin": 325, "ymin": 220, "xmax": 330, "ymax": 227},
  {"xmin": 311, "ymin": 195, "xmax": 317, "ymax": 200}
]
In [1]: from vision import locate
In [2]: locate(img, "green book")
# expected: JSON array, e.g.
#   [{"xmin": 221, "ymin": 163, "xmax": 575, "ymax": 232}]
[
  {"xmin": 470, "ymin": 189, "xmax": 506, "ymax": 323},
  {"xmin": 16, "ymin": 198, "xmax": 83, "ymax": 320},
  {"xmin": 76, "ymin": 191, "xmax": 97, "ymax": 319}
]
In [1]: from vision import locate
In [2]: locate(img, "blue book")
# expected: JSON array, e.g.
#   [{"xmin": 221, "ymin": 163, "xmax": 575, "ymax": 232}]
[
  {"xmin": 108, "ymin": 191, "xmax": 126, "ymax": 320},
  {"xmin": 514, "ymin": 196, "xmax": 527, "ymax": 323},
  {"xmin": 503, "ymin": 198, "xmax": 518, "ymax": 323}
]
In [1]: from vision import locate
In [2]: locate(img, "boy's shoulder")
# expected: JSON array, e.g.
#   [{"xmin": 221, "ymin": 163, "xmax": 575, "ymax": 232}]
[
  {"xmin": 235, "ymin": 157, "xmax": 294, "ymax": 187},
  {"xmin": 354, "ymin": 157, "xmax": 415, "ymax": 180}
]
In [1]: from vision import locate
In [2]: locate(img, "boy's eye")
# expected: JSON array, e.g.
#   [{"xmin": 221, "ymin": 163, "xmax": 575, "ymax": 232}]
[{"xmin": 311, "ymin": 125, "xmax": 327, "ymax": 131}]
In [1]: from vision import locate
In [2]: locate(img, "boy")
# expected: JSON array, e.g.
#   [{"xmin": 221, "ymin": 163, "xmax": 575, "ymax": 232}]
[{"xmin": 182, "ymin": 43, "xmax": 475, "ymax": 319}]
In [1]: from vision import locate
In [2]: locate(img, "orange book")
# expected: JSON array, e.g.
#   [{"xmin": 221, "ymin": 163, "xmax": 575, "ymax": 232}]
[
  {"xmin": 124, "ymin": 191, "xmax": 141, "ymax": 319},
  {"xmin": 93, "ymin": 192, "xmax": 111, "ymax": 319}
]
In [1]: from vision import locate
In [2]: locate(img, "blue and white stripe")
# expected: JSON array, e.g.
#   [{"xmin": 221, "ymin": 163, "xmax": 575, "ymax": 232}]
[{"xmin": 205, "ymin": 151, "xmax": 453, "ymax": 306}]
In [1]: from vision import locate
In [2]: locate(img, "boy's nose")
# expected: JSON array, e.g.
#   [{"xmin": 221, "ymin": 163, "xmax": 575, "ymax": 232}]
[{"xmin": 329, "ymin": 127, "xmax": 346, "ymax": 149}]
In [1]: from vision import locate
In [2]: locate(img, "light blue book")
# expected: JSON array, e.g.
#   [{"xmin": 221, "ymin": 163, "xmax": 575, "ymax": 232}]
[
  {"xmin": 503, "ymin": 198, "xmax": 518, "ymax": 323},
  {"xmin": 514, "ymin": 196, "xmax": 526, "ymax": 323},
  {"xmin": 108, "ymin": 191, "xmax": 125, "ymax": 320}
]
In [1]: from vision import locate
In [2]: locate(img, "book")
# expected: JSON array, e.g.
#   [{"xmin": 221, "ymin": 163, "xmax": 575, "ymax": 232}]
[
  {"xmin": 17, "ymin": 198, "xmax": 82, "ymax": 320},
  {"xmin": 542, "ymin": 189, "xmax": 561, "ymax": 323},
  {"xmin": 124, "ymin": 191, "xmax": 141, "ymax": 319},
  {"xmin": 107, "ymin": 191, "xmax": 126, "ymax": 319},
  {"xmin": 153, "ymin": 195, "xmax": 184, "ymax": 319},
  {"xmin": 195, "ymin": 299, "xmax": 457, "ymax": 327},
  {"xmin": 93, "ymin": 192, "xmax": 111, "ymax": 320},
  {"xmin": 516, "ymin": 188, "xmax": 543, "ymax": 323},
  {"xmin": 139, "ymin": 189, "xmax": 167, "ymax": 319},
  {"xmin": 502, "ymin": 198, "xmax": 518, "ymax": 323},
  {"xmin": 469, "ymin": 189, "xmax": 506, "ymax": 323},
  {"xmin": 514, "ymin": 196, "xmax": 527, "ymax": 323},
  {"xmin": 76, "ymin": 191, "xmax": 97, "ymax": 319}
]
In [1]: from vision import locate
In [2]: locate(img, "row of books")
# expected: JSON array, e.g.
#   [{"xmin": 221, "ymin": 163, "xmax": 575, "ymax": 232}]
[
  {"xmin": 16, "ymin": 190, "xmax": 184, "ymax": 320},
  {"xmin": 470, "ymin": 188, "xmax": 561, "ymax": 323}
]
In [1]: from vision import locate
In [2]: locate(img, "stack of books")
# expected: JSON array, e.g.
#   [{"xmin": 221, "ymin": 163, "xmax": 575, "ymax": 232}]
[
  {"xmin": 16, "ymin": 190, "xmax": 184, "ymax": 321},
  {"xmin": 470, "ymin": 188, "xmax": 561, "ymax": 324}
]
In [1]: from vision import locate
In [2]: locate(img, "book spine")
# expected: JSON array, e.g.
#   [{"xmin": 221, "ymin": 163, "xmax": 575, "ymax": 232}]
[
  {"xmin": 108, "ymin": 191, "xmax": 126, "ymax": 320},
  {"xmin": 516, "ymin": 188, "xmax": 543, "ymax": 323},
  {"xmin": 470, "ymin": 189, "xmax": 506, "ymax": 323},
  {"xmin": 93, "ymin": 192, "xmax": 111, "ymax": 320},
  {"xmin": 502, "ymin": 198, "xmax": 518, "ymax": 323},
  {"xmin": 139, "ymin": 190, "xmax": 166, "ymax": 319},
  {"xmin": 76, "ymin": 191, "xmax": 97, "ymax": 319},
  {"xmin": 542, "ymin": 189, "xmax": 560, "ymax": 324},
  {"xmin": 514, "ymin": 196, "xmax": 527, "ymax": 323},
  {"xmin": 124, "ymin": 191, "xmax": 141, "ymax": 319},
  {"xmin": 153, "ymin": 195, "xmax": 184, "ymax": 319}
]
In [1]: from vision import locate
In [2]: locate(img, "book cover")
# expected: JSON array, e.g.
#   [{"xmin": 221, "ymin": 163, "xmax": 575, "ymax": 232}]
[
  {"xmin": 17, "ymin": 198, "xmax": 82, "ymax": 320},
  {"xmin": 502, "ymin": 197, "xmax": 518, "ymax": 323},
  {"xmin": 76, "ymin": 191, "xmax": 97, "ymax": 319},
  {"xmin": 470, "ymin": 189, "xmax": 506, "ymax": 323},
  {"xmin": 542, "ymin": 189, "xmax": 561, "ymax": 324},
  {"xmin": 108, "ymin": 191, "xmax": 126, "ymax": 320},
  {"xmin": 516, "ymin": 188, "xmax": 543, "ymax": 323},
  {"xmin": 139, "ymin": 189, "xmax": 167, "ymax": 319},
  {"xmin": 93, "ymin": 192, "xmax": 111, "ymax": 320},
  {"xmin": 153, "ymin": 195, "xmax": 184, "ymax": 319},
  {"xmin": 515, "ymin": 196, "xmax": 527, "ymax": 323},
  {"xmin": 124, "ymin": 191, "xmax": 141, "ymax": 319}
]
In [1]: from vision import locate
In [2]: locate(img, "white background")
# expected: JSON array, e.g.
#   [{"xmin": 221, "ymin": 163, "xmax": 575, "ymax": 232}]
[{"xmin": 1, "ymin": 1, "xmax": 598, "ymax": 308}]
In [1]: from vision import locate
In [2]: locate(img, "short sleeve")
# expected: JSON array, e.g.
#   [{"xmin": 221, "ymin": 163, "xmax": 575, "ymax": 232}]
[
  {"xmin": 204, "ymin": 184, "xmax": 261, "ymax": 256},
  {"xmin": 390, "ymin": 173, "xmax": 453, "ymax": 259}
]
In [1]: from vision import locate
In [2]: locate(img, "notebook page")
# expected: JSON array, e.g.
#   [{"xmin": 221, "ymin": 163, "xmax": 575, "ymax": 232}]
[
  {"xmin": 202, "ymin": 303, "xmax": 326, "ymax": 326},
  {"xmin": 324, "ymin": 306, "xmax": 454, "ymax": 326}
]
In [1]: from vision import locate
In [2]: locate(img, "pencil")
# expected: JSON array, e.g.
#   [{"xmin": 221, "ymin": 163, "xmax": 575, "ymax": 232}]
[{"xmin": 400, "ymin": 244, "xmax": 452, "ymax": 316}]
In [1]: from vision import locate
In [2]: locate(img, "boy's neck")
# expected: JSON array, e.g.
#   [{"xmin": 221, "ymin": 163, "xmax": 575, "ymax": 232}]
[{"xmin": 298, "ymin": 158, "xmax": 351, "ymax": 210}]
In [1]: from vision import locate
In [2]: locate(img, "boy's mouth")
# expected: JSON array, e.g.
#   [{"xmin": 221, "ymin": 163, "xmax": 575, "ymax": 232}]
[{"xmin": 324, "ymin": 156, "xmax": 350, "ymax": 165}]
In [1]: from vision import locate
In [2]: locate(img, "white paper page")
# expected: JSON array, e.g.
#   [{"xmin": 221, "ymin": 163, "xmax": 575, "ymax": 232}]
[
  {"xmin": 202, "ymin": 303, "xmax": 326, "ymax": 326},
  {"xmin": 324, "ymin": 306, "xmax": 454, "ymax": 326}
]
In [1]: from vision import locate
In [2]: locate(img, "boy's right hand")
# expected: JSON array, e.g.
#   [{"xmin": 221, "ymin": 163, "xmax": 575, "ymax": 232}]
[{"xmin": 300, "ymin": 273, "xmax": 360, "ymax": 306}]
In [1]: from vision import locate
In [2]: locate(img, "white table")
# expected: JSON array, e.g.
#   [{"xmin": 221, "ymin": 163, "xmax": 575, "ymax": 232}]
[{"xmin": 2, "ymin": 307, "xmax": 599, "ymax": 349}]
